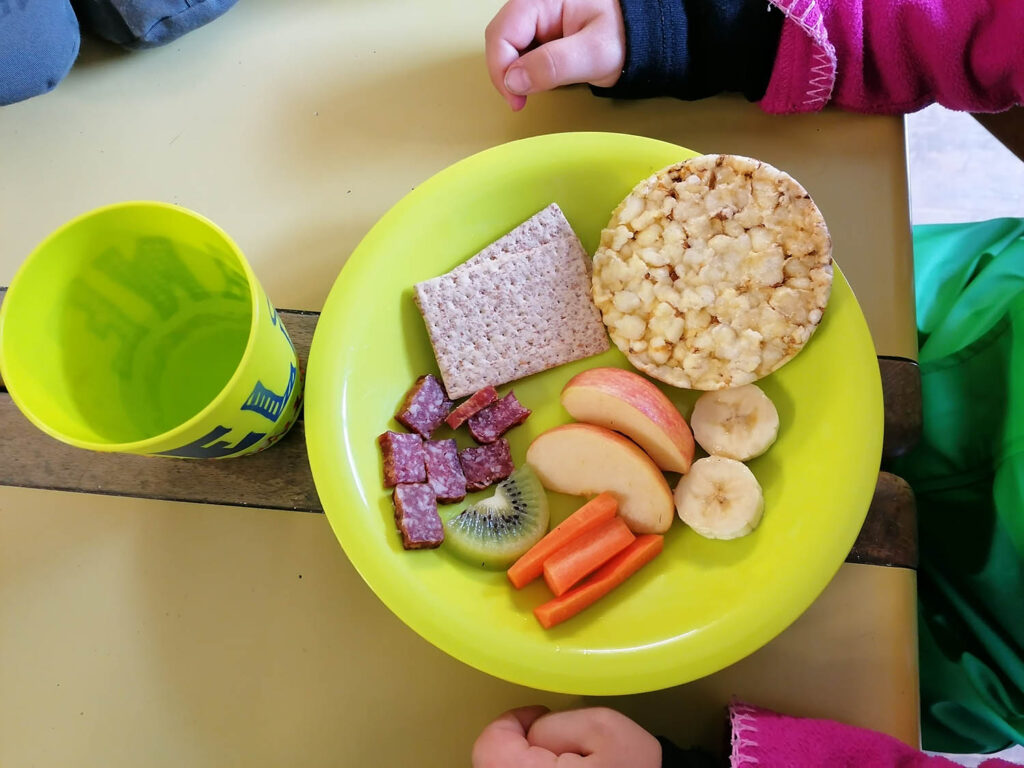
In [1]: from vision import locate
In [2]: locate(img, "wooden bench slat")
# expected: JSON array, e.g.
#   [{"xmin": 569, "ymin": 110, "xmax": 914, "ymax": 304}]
[
  {"xmin": 849, "ymin": 472, "xmax": 917, "ymax": 569},
  {"xmin": 0, "ymin": 395, "xmax": 319, "ymax": 511},
  {"xmin": 0, "ymin": 287, "xmax": 920, "ymax": 568},
  {"xmin": 879, "ymin": 357, "xmax": 922, "ymax": 460},
  {"xmin": 0, "ymin": 390, "xmax": 916, "ymax": 566}
]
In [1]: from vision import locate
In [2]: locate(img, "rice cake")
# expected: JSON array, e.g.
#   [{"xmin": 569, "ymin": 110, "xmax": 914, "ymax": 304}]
[
  {"xmin": 414, "ymin": 235, "xmax": 609, "ymax": 399},
  {"xmin": 592, "ymin": 155, "xmax": 833, "ymax": 390}
]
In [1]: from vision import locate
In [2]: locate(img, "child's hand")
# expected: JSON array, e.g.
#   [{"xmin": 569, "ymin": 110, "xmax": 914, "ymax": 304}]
[
  {"xmin": 485, "ymin": 0, "xmax": 626, "ymax": 111},
  {"xmin": 472, "ymin": 705, "xmax": 661, "ymax": 767}
]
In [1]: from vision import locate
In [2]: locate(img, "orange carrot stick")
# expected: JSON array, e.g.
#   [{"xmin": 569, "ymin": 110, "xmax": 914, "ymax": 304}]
[
  {"xmin": 542, "ymin": 517, "xmax": 635, "ymax": 597},
  {"xmin": 507, "ymin": 492, "xmax": 618, "ymax": 589},
  {"xmin": 534, "ymin": 535, "xmax": 664, "ymax": 629}
]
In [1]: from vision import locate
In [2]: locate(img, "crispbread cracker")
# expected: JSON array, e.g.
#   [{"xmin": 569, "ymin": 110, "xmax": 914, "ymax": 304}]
[
  {"xmin": 450, "ymin": 203, "xmax": 592, "ymax": 278},
  {"xmin": 415, "ymin": 238, "xmax": 609, "ymax": 399},
  {"xmin": 592, "ymin": 155, "xmax": 833, "ymax": 390}
]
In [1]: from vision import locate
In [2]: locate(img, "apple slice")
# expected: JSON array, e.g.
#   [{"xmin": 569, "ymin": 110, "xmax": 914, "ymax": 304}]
[
  {"xmin": 526, "ymin": 423, "xmax": 675, "ymax": 534},
  {"xmin": 561, "ymin": 367, "xmax": 694, "ymax": 473}
]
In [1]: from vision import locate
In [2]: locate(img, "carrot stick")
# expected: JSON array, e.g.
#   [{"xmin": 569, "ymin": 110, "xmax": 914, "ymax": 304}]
[
  {"xmin": 507, "ymin": 492, "xmax": 618, "ymax": 589},
  {"xmin": 542, "ymin": 517, "xmax": 635, "ymax": 596},
  {"xmin": 534, "ymin": 535, "xmax": 664, "ymax": 629}
]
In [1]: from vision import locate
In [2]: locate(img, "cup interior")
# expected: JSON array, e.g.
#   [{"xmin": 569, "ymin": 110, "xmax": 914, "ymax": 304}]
[{"xmin": 0, "ymin": 203, "xmax": 254, "ymax": 446}]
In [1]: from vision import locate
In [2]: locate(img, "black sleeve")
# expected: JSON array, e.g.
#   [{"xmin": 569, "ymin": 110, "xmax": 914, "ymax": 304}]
[
  {"xmin": 656, "ymin": 736, "xmax": 725, "ymax": 768},
  {"xmin": 591, "ymin": 0, "xmax": 784, "ymax": 102}
]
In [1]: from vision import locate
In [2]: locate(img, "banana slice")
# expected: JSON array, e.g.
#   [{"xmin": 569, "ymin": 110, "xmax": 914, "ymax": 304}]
[
  {"xmin": 690, "ymin": 384, "xmax": 779, "ymax": 461},
  {"xmin": 674, "ymin": 456, "xmax": 764, "ymax": 540}
]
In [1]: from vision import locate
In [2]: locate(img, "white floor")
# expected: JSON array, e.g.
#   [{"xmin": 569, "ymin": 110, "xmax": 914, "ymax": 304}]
[{"xmin": 907, "ymin": 105, "xmax": 1024, "ymax": 225}]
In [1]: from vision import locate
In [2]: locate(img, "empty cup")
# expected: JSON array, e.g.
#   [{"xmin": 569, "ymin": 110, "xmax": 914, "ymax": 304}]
[{"xmin": 0, "ymin": 202, "xmax": 302, "ymax": 458}]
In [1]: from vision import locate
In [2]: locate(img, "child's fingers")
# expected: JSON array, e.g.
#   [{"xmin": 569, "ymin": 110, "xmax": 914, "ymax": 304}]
[
  {"xmin": 485, "ymin": 0, "xmax": 546, "ymax": 109},
  {"xmin": 527, "ymin": 707, "xmax": 661, "ymax": 766},
  {"xmin": 501, "ymin": 25, "xmax": 615, "ymax": 97},
  {"xmin": 526, "ymin": 708, "xmax": 608, "ymax": 755},
  {"xmin": 472, "ymin": 706, "xmax": 553, "ymax": 767}
]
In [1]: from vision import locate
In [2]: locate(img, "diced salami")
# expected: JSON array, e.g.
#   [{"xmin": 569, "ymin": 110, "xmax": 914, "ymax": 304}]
[
  {"xmin": 379, "ymin": 431, "xmax": 426, "ymax": 487},
  {"xmin": 392, "ymin": 483, "xmax": 444, "ymax": 549},
  {"xmin": 424, "ymin": 439, "xmax": 467, "ymax": 503},
  {"xmin": 396, "ymin": 374, "xmax": 452, "ymax": 438},
  {"xmin": 459, "ymin": 438, "xmax": 515, "ymax": 491},
  {"xmin": 467, "ymin": 392, "xmax": 532, "ymax": 444},
  {"xmin": 445, "ymin": 385, "xmax": 499, "ymax": 430}
]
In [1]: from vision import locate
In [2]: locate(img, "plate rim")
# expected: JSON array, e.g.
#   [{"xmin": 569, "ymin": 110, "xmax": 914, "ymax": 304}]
[{"xmin": 305, "ymin": 131, "xmax": 884, "ymax": 695}]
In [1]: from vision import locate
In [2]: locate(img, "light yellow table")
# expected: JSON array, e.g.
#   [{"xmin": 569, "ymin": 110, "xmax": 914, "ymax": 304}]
[{"xmin": 0, "ymin": 1, "xmax": 919, "ymax": 765}]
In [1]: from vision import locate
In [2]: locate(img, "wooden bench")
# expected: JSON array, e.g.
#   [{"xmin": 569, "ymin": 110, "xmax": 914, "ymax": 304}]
[{"xmin": 0, "ymin": 289, "xmax": 921, "ymax": 569}]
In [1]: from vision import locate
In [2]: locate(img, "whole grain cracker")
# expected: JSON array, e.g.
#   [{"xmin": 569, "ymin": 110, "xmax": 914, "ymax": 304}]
[
  {"xmin": 415, "ymin": 238, "xmax": 609, "ymax": 399},
  {"xmin": 451, "ymin": 203, "xmax": 592, "ymax": 278}
]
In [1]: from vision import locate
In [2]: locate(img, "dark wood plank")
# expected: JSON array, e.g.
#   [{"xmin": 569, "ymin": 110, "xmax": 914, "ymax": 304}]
[
  {"xmin": 879, "ymin": 357, "xmax": 922, "ymax": 460},
  {"xmin": 0, "ymin": 286, "xmax": 920, "ymax": 566},
  {"xmin": 0, "ymin": 303, "xmax": 322, "ymax": 510},
  {"xmin": 0, "ymin": 395, "xmax": 320, "ymax": 511},
  {"xmin": 281, "ymin": 309, "xmax": 318, "ymax": 382},
  {"xmin": 973, "ymin": 108, "xmax": 1024, "ymax": 163},
  {"xmin": 0, "ymin": 386, "xmax": 919, "ymax": 565},
  {"xmin": 847, "ymin": 472, "xmax": 917, "ymax": 569}
]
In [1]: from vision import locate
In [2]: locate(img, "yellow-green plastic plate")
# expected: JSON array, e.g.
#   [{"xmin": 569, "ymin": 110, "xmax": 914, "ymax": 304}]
[{"xmin": 305, "ymin": 132, "xmax": 883, "ymax": 695}]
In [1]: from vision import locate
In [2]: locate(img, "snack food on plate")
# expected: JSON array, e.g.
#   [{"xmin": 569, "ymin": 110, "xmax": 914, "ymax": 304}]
[
  {"xmin": 690, "ymin": 384, "xmax": 779, "ymax": 461},
  {"xmin": 395, "ymin": 374, "xmax": 452, "ymax": 438},
  {"xmin": 674, "ymin": 456, "xmax": 764, "ymax": 540},
  {"xmin": 592, "ymin": 155, "xmax": 833, "ymax": 390},
  {"xmin": 379, "ymin": 375, "xmax": 539, "ymax": 553},
  {"xmin": 449, "ymin": 203, "xmax": 591, "ymax": 278},
  {"xmin": 560, "ymin": 367, "xmax": 694, "ymax": 473},
  {"xmin": 459, "ymin": 438, "xmax": 515, "ymax": 491},
  {"xmin": 542, "ymin": 516, "xmax": 635, "ymax": 596},
  {"xmin": 467, "ymin": 391, "xmax": 531, "ymax": 444},
  {"xmin": 507, "ymin": 492, "xmax": 619, "ymax": 589},
  {"xmin": 414, "ymin": 205, "xmax": 609, "ymax": 399},
  {"xmin": 392, "ymin": 483, "xmax": 444, "ymax": 549},
  {"xmin": 444, "ymin": 466, "xmax": 550, "ymax": 569},
  {"xmin": 445, "ymin": 385, "xmax": 498, "ymax": 429},
  {"xmin": 527, "ymin": 423, "xmax": 675, "ymax": 534},
  {"xmin": 534, "ymin": 534, "xmax": 664, "ymax": 629},
  {"xmin": 423, "ymin": 438, "xmax": 467, "ymax": 503},
  {"xmin": 379, "ymin": 431, "xmax": 426, "ymax": 487}
]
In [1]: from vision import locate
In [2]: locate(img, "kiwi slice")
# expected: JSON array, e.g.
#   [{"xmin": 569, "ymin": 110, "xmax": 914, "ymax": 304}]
[{"xmin": 445, "ymin": 465, "xmax": 550, "ymax": 569}]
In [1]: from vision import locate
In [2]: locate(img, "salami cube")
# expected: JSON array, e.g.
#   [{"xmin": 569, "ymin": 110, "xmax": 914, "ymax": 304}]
[
  {"xmin": 396, "ymin": 374, "xmax": 452, "ymax": 438},
  {"xmin": 392, "ymin": 483, "xmax": 444, "ymax": 549},
  {"xmin": 467, "ymin": 392, "xmax": 531, "ymax": 444},
  {"xmin": 379, "ymin": 431, "xmax": 425, "ymax": 487},
  {"xmin": 459, "ymin": 438, "xmax": 514, "ymax": 491},
  {"xmin": 445, "ymin": 385, "xmax": 499, "ymax": 430},
  {"xmin": 424, "ymin": 439, "xmax": 467, "ymax": 503}
]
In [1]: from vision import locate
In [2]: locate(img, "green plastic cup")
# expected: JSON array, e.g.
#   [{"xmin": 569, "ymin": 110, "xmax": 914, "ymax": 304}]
[{"xmin": 0, "ymin": 202, "xmax": 302, "ymax": 459}]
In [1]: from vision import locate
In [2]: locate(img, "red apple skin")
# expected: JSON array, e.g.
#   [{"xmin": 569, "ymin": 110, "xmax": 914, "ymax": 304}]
[
  {"xmin": 561, "ymin": 367, "xmax": 694, "ymax": 474},
  {"xmin": 526, "ymin": 423, "xmax": 675, "ymax": 534}
]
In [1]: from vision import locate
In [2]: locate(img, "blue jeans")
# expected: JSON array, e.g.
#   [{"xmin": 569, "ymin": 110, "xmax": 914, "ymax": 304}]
[{"xmin": 0, "ymin": 0, "xmax": 238, "ymax": 106}]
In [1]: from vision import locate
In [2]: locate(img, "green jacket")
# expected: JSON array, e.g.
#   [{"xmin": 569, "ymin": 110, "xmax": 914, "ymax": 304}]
[{"xmin": 894, "ymin": 219, "xmax": 1024, "ymax": 753}]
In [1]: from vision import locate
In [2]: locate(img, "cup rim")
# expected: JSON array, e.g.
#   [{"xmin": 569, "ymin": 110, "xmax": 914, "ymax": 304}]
[{"xmin": 0, "ymin": 200, "xmax": 264, "ymax": 455}]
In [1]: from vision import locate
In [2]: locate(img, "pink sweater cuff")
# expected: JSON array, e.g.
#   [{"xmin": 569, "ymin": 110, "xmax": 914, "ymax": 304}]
[
  {"xmin": 759, "ymin": 0, "xmax": 1024, "ymax": 115},
  {"xmin": 759, "ymin": 0, "xmax": 835, "ymax": 114},
  {"xmin": 729, "ymin": 702, "xmax": 1021, "ymax": 767}
]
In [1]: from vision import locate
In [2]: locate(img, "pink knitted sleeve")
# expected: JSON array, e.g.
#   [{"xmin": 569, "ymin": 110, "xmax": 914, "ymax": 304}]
[
  {"xmin": 728, "ymin": 702, "xmax": 1023, "ymax": 767},
  {"xmin": 759, "ymin": 0, "xmax": 1024, "ymax": 115}
]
